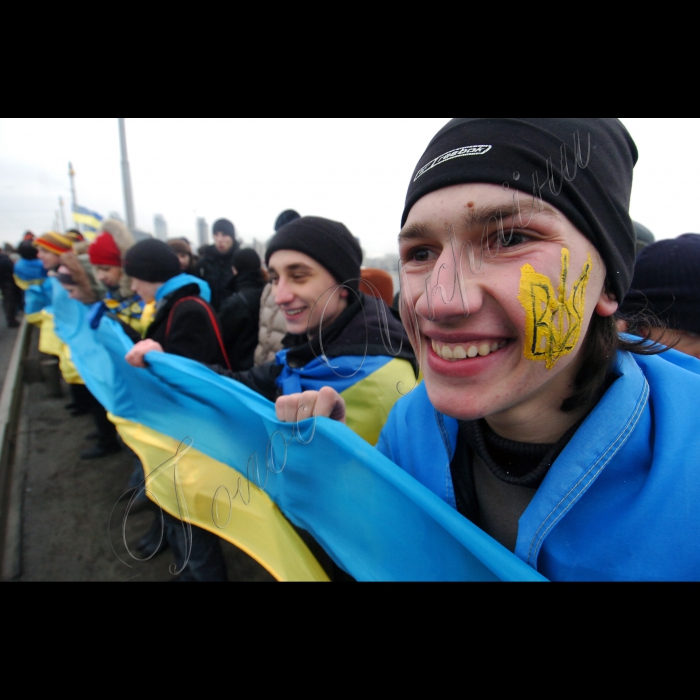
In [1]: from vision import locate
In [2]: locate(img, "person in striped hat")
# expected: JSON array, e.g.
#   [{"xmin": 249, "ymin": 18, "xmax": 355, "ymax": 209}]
[{"xmin": 34, "ymin": 232, "xmax": 73, "ymax": 272}]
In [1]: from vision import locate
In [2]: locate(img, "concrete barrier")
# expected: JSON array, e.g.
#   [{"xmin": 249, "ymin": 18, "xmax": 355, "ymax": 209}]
[{"xmin": 0, "ymin": 320, "xmax": 32, "ymax": 580}]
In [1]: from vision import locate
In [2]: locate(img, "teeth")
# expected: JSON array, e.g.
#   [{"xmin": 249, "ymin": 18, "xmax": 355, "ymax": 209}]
[{"xmin": 432, "ymin": 340, "xmax": 507, "ymax": 362}]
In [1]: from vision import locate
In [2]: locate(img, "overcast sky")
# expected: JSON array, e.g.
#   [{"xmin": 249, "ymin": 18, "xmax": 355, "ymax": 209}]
[{"xmin": 1, "ymin": 118, "xmax": 697, "ymax": 257}]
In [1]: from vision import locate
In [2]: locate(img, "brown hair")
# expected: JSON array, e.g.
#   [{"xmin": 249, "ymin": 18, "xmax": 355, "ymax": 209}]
[{"xmin": 561, "ymin": 311, "xmax": 670, "ymax": 413}]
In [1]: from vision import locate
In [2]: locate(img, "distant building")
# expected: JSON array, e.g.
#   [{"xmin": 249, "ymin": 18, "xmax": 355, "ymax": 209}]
[
  {"xmin": 196, "ymin": 217, "xmax": 208, "ymax": 249},
  {"xmin": 154, "ymin": 214, "xmax": 168, "ymax": 241}
]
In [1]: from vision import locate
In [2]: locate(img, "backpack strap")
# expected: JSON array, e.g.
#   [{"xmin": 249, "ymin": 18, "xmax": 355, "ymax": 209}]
[{"xmin": 165, "ymin": 296, "xmax": 232, "ymax": 371}]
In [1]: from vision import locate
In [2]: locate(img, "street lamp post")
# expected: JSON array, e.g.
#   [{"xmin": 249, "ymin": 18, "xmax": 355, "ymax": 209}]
[{"xmin": 118, "ymin": 118, "xmax": 136, "ymax": 232}]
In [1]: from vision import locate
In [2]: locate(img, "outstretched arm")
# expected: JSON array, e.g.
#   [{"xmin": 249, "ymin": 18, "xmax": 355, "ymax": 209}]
[{"xmin": 275, "ymin": 386, "xmax": 347, "ymax": 425}]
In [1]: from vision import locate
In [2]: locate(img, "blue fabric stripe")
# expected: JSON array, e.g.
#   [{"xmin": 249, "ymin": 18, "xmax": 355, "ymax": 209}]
[
  {"xmin": 274, "ymin": 349, "xmax": 391, "ymax": 395},
  {"xmin": 25, "ymin": 278, "xmax": 54, "ymax": 315},
  {"xmin": 14, "ymin": 259, "xmax": 48, "ymax": 283}
]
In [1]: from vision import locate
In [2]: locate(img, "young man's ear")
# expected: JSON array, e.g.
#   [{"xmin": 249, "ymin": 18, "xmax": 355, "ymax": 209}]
[
  {"xmin": 340, "ymin": 288, "xmax": 349, "ymax": 298},
  {"xmin": 595, "ymin": 287, "xmax": 619, "ymax": 318}
]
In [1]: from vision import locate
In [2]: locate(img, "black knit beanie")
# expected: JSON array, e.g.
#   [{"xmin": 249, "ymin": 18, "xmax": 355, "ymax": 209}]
[
  {"xmin": 18, "ymin": 240, "xmax": 38, "ymax": 260},
  {"xmin": 213, "ymin": 218, "xmax": 236, "ymax": 240},
  {"xmin": 265, "ymin": 216, "xmax": 363, "ymax": 292},
  {"xmin": 233, "ymin": 248, "xmax": 261, "ymax": 273},
  {"xmin": 403, "ymin": 118, "xmax": 638, "ymax": 302},
  {"xmin": 123, "ymin": 238, "xmax": 181, "ymax": 283},
  {"xmin": 274, "ymin": 210, "xmax": 301, "ymax": 231},
  {"xmin": 620, "ymin": 234, "xmax": 700, "ymax": 334}
]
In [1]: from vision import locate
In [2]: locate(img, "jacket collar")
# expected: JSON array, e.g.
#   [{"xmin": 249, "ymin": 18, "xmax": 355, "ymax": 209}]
[
  {"xmin": 515, "ymin": 350, "xmax": 650, "ymax": 567},
  {"xmin": 155, "ymin": 273, "xmax": 211, "ymax": 304}
]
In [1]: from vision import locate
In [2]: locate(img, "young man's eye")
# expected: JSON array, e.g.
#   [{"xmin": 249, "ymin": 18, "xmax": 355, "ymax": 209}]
[
  {"xmin": 494, "ymin": 231, "xmax": 532, "ymax": 249},
  {"xmin": 402, "ymin": 247, "xmax": 436, "ymax": 264}
]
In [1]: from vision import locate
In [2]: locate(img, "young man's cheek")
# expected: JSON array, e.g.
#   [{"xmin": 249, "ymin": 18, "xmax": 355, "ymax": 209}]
[{"xmin": 518, "ymin": 248, "xmax": 593, "ymax": 370}]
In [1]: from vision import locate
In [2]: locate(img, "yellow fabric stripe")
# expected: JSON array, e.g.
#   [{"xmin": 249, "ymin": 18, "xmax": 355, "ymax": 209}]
[
  {"xmin": 110, "ymin": 416, "xmax": 330, "ymax": 582},
  {"xmin": 25, "ymin": 311, "xmax": 46, "ymax": 327},
  {"xmin": 30, "ymin": 311, "xmax": 84, "ymax": 384},
  {"xmin": 36, "ymin": 311, "xmax": 64, "ymax": 356},
  {"xmin": 13, "ymin": 275, "xmax": 45, "ymax": 291},
  {"xmin": 60, "ymin": 343, "xmax": 83, "ymax": 384},
  {"xmin": 139, "ymin": 301, "xmax": 156, "ymax": 336},
  {"xmin": 341, "ymin": 358, "xmax": 419, "ymax": 446}
]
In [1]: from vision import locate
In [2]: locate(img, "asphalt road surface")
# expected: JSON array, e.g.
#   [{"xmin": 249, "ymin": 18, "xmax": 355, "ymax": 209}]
[{"xmin": 14, "ymin": 330, "xmax": 274, "ymax": 582}]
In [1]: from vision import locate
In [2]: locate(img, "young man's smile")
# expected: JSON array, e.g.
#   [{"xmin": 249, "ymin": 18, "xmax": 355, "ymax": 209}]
[
  {"xmin": 400, "ymin": 183, "xmax": 617, "ymax": 442},
  {"xmin": 268, "ymin": 249, "xmax": 348, "ymax": 337}
]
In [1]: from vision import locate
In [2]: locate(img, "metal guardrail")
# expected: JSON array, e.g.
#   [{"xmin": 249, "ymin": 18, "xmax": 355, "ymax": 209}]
[{"xmin": 0, "ymin": 320, "xmax": 32, "ymax": 580}]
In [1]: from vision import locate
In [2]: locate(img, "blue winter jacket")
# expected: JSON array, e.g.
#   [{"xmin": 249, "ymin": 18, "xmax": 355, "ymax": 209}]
[{"xmin": 376, "ymin": 348, "xmax": 700, "ymax": 581}]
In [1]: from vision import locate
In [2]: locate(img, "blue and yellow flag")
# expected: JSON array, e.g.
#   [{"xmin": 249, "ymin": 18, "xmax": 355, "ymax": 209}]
[
  {"xmin": 51, "ymin": 283, "xmax": 546, "ymax": 582},
  {"xmin": 72, "ymin": 204, "xmax": 103, "ymax": 240}
]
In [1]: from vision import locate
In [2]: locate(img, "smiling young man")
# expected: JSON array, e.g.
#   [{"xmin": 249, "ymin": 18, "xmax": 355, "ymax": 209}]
[{"xmin": 281, "ymin": 119, "xmax": 700, "ymax": 581}]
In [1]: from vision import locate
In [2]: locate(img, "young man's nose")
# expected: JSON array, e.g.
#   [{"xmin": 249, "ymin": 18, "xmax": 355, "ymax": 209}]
[
  {"xmin": 417, "ymin": 251, "xmax": 485, "ymax": 321},
  {"xmin": 274, "ymin": 278, "xmax": 294, "ymax": 306}
]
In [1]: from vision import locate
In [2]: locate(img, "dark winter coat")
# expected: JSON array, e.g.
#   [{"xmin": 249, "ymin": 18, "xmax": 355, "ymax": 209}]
[
  {"xmin": 0, "ymin": 252, "xmax": 14, "ymax": 283},
  {"xmin": 147, "ymin": 282, "xmax": 228, "ymax": 367},
  {"xmin": 218, "ymin": 268, "xmax": 266, "ymax": 371},
  {"xmin": 195, "ymin": 243, "xmax": 240, "ymax": 311}
]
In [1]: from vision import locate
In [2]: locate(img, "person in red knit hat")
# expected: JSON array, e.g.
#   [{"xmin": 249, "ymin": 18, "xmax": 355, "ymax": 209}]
[{"xmin": 88, "ymin": 219, "xmax": 147, "ymax": 337}]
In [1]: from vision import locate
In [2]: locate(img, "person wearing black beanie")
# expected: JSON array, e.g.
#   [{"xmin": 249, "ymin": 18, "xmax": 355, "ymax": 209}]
[
  {"xmin": 213, "ymin": 218, "xmax": 236, "ymax": 242},
  {"xmin": 18, "ymin": 240, "xmax": 39, "ymax": 260},
  {"xmin": 274, "ymin": 209, "xmax": 301, "ymax": 231},
  {"xmin": 123, "ymin": 238, "xmax": 181, "ymax": 285},
  {"xmin": 269, "ymin": 118, "xmax": 700, "ymax": 582},
  {"xmin": 620, "ymin": 233, "xmax": 700, "ymax": 358},
  {"xmin": 266, "ymin": 216, "xmax": 363, "ymax": 293},
  {"xmin": 125, "ymin": 237, "xmax": 230, "ymax": 582},
  {"xmin": 196, "ymin": 218, "xmax": 240, "ymax": 311}
]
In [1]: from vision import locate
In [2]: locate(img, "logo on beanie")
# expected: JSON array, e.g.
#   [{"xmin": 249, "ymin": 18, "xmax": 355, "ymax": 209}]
[{"xmin": 414, "ymin": 145, "xmax": 492, "ymax": 182}]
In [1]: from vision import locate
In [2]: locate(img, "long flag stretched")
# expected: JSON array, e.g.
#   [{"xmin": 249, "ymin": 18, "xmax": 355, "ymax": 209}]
[{"xmin": 51, "ymin": 281, "xmax": 546, "ymax": 582}]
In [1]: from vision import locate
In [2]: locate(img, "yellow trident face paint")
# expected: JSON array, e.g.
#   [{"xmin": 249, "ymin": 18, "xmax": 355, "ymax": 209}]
[{"xmin": 518, "ymin": 248, "xmax": 592, "ymax": 370}]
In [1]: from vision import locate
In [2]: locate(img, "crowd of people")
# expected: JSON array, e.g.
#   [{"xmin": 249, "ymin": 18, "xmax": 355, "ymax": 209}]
[{"xmin": 3, "ymin": 117, "xmax": 700, "ymax": 581}]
